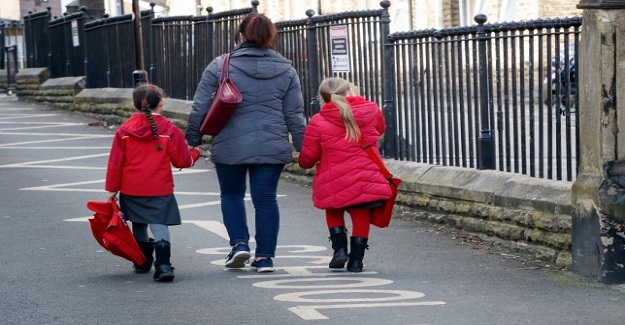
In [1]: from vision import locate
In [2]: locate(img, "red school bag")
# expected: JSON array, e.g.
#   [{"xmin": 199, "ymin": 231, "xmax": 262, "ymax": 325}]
[
  {"xmin": 359, "ymin": 138, "xmax": 402, "ymax": 228},
  {"xmin": 87, "ymin": 198, "xmax": 146, "ymax": 265}
]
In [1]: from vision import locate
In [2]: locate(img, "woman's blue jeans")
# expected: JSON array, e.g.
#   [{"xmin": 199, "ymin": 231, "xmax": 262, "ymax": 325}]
[{"xmin": 214, "ymin": 163, "xmax": 285, "ymax": 258}]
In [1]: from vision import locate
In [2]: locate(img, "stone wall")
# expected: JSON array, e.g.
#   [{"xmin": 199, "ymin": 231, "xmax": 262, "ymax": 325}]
[{"xmin": 10, "ymin": 67, "xmax": 574, "ymax": 268}]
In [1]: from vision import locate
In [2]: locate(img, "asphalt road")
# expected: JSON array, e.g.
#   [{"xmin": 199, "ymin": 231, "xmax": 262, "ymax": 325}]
[{"xmin": 1, "ymin": 94, "xmax": 624, "ymax": 325}]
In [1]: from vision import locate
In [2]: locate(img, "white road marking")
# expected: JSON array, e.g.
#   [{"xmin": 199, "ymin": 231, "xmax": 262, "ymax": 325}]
[
  {"xmin": 0, "ymin": 121, "xmax": 80, "ymax": 125},
  {"xmin": 183, "ymin": 220, "xmax": 230, "ymax": 241},
  {"xmin": 288, "ymin": 301, "xmax": 445, "ymax": 321},
  {"xmin": 0, "ymin": 153, "xmax": 110, "ymax": 168},
  {"xmin": 0, "ymin": 114, "xmax": 60, "ymax": 120},
  {"xmin": 65, "ymin": 217, "xmax": 90, "ymax": 222},
  {"xmin": 0, "ymin": 131, "xmax": 112, "ymax": 137},
  {"xmin": 0, "ymin": 107, "xmax": 33, "ymax": 111},
  {"xmin": 254, "ymin": 277, "xmax": 393, "ymax": 289},
  {"xmin": 0, "ymin": 136, "xmax": 111, "ymax": 147},
  {"xmin": 0, "ymin": 147, "xmax": 111, "ymax": 149},
  {"xmin": 0, "ymin": 124, "xmax": 87, "ymax": 131}
]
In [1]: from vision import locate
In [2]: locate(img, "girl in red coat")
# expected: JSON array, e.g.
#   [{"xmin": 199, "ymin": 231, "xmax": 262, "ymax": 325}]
[
  {"xmin": 105, "ymin": 84, "xmax": 201, "ymax": 281},
  {"xmin": 298, "ymin": 77, "xmax": 392, "ymax": 272}
]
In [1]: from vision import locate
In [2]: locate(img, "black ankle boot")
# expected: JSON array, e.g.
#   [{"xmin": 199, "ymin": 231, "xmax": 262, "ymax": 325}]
[
  {"xmin": 153, "ymin": 240, "xmax": 175, "ymax": 282},
  {"xmin": 347, "ymin": 236, "xmax": 369, "ymax": 273},
  {"xmin": 328, "ymin": 226, "xmax": 348, "ymax": 269},
  {"xmin": 133, "ymin": 238, "xmax": 154, "ymax": 274}
]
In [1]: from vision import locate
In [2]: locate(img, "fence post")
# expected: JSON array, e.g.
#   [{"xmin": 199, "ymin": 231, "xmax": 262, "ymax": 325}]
[
  {"xmin": 251, "ymin": 0, "xmax": 259, "ymax": 13},
  {"xmin": 132, "ymin": 0, "xmax": 147, "ymax": 86},
  {"xmin": 206, "ymin": 7, "xmax": 214, "ymax": 60},
  {"xmin": 63, "ymin": 14, "xmax": 71, "ymax": 77},
  {"xmin": 5, "ymin": 45, "xmax": 18, "ymax": 94},
  {"xmin": 475, "ymin": 14, "xmax": 495, "ymax": 169},
  {"xmin": 0, "ymin": 23, "xmax": 5, "ymax": 70},
  {"xmin": 380, "ymin": 0, "xmax": 395, "ymax": 158},
  {"xmin": 148, "ymin": 3, "xmax": 157, "ymax": 86},
  {"xmin": 306, "ymin": 9, "xmax": 320, "ymax": 115}
]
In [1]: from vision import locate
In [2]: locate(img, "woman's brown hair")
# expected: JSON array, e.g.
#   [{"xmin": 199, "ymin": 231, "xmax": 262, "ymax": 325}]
[
  {"xmin": 318, "ymin": 77, "xmax": 361, "ymax": 142},
  {"xmin": 238, "ymin": 13, "xmax": 276, "ymax": 49},
  {"xmin": 133, "ymin": 84, "xmax": 165, "ymax": 151}
]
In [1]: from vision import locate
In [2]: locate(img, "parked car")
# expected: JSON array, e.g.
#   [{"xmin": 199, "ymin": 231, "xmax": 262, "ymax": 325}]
[{"xmin": 543, "ymin": 45, "xmax": 577, "ymax": 114}]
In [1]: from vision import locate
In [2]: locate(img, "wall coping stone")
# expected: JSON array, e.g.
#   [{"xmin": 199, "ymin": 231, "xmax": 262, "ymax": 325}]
[
  {"xmin": 384, "ymin": 160, "xmax": 572, "ymax": 215},
  {"xmin": 15, "ymin": 68, "xmax": 48, "ymax": 79},
  {"xmin": 75, "ymin": 88, "xmax": 133, "ymax": 104},
  {"xmin": 40, "ymin": 76, "xmax": 86, "ymax": 90}
]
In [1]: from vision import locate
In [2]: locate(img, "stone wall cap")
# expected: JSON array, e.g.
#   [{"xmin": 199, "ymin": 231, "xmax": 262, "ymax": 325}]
[
  {"xmin": 15, "ymin": 68, "xmax": 49, "ymax": 79},
  {"xmin": 40, "ymin": 77, "xmax": 86, "ymax": 89}
]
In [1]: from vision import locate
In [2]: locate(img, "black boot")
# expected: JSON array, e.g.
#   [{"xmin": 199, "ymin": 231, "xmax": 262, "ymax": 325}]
[
  {"xmin": 133, "ymin": 238, "xmax": 154, "ymax": 274},
  {"xmin": 153, "ymin": 240, "xmax": 175, "ymax": 282},
  {"xmin": 328, "ymin": 226, "xmax": 348, "ymax": 269},
  {"xmin": 347, "ymin": 236, "xmax": 369, "ymax": 273}
]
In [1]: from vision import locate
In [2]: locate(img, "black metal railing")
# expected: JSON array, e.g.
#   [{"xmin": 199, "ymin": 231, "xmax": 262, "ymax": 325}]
[
  {"xmin": 274, "ymin": 16, "xmax": 310, "ymax": 117},
  {"xmin": 0, "ymin": 23, "xmax": 5, "ymax": 70},
  {"xmin": 150, "ymin": 4, "xmax": 257, "ymax": 100},
  {"xmin": 20, "ymin": 1, "xmax": 581, "ymax": 181},
  {"xmin": 275, "ymin": 5, "xmax": 390, "ymax": 120},
  {"xmin": 84, "ymin": 9, "xmax": 153, "ymax": 88},
  {"xmin": 48, "ymin": 9, "xmax": 88, "ymax": 78},
  {"xmin": 23, "ymin": 9, "xmax": 51, "ymax": 69},
  {"xmin": 386, "ymin": 16, "xmax": 581, "ymax": 181}
]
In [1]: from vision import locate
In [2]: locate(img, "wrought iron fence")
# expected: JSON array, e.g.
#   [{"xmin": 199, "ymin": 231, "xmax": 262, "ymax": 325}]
[
  {"xmin": 0, "ymin": 23, "xmax": 5, "ymax": 70},
  {"xmin": 23, "ymin": 10, "xmax": 51, "ymax": 69},
  {"xmin": 275, "ymin": 5, "xmax": 390, "ymax": 121},
  {"xmin": 48, "ymin": 9, "xmax": 87, "ymax": 78},
  {"xmin": 19, "ymin": 0, "xmax": 581, "ymax": 181},
  {"xmin": 387, "ymin": 16, "xmax": 581, "ymax": 181},
  {"xmin": 84, "ymin": 10, "xmax": 153, "ymax": 88},
  {"xmin": 151, "ymin": 5, "xmax": 257, "ymax": 100}
]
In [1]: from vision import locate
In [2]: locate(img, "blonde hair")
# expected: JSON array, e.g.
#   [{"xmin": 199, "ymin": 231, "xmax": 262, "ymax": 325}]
[{"xmin": 318, "ymin": 77, "xmax": 361, "ymax": 141}]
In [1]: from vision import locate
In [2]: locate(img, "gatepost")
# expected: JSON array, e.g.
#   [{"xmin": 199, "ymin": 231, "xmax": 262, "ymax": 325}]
[{"xmin": 572, "ymin": 0, "xmax": 625, "ymax": 283}]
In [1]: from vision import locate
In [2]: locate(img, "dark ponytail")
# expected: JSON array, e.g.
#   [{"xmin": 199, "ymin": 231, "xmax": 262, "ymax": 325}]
[{"xmin": 133, "ymin": 84, "xmax": 165, "ymax": 151}]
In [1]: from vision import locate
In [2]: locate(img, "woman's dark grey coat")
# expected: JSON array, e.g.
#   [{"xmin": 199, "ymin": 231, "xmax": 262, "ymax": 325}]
[{"xmin": 186, "ymin": 42, "xmax": 306, "ymax": 165}]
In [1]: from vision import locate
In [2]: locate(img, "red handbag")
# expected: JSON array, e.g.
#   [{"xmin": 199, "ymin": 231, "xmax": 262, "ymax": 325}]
[
  {"xmin": 87, "ymin": 199, "xmax": 147, "ymax": 265},
  {"xmin": 200, "ymin": 53, "xmax": 242, "ymax": 136},
  {"xmin": 359, "ymin": 139, "xmax": 402, "ymax": 228}
]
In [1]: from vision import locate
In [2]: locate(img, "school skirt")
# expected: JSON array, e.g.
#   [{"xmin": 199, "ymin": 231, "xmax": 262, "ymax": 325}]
[{"xmin": 119, "ymin": 193, "xmax": 182, "ymax": 225}]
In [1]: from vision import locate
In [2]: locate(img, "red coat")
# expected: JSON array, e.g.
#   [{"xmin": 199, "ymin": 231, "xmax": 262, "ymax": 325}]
[
  {"xmin": 105, "ymin": 113, "xmax": 200, "ymax": 197},
  {"xmin": 298, "ymin": 96, "xmax": 392, "ymax": 209}
]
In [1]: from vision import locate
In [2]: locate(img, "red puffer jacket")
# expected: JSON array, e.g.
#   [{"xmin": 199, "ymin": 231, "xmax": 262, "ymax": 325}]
[
  {"xmin": 298, "ymin": 96, "xmax": 392, "ymax": 209},
  {"xmin": 105, "ymin": 113, "xmax": 200, "ymax": 197}
]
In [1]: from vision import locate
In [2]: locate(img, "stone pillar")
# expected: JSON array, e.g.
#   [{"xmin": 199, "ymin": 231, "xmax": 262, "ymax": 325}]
[
  {"xmin": 65, "ymin": 0, "xmax": 105, "ymax": 19},
  {"xmin": 572, "ymin": 0, "xmax": 625, "ymax": 284}
]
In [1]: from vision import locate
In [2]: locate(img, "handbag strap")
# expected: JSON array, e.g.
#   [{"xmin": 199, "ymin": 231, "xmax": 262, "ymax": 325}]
[
  {"xmin": 358, "ymin": 138, "xmax": 392, "ymax": 179},
  {"xmin": 219, "ymin": 54, "xmax": 231, "ymax": 82}
]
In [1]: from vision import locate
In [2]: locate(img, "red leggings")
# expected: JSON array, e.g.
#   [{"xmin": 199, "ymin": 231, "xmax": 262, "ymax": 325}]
[{"xmin": 325, "ymin": 207, "xmax": 370, "ymax": 238}]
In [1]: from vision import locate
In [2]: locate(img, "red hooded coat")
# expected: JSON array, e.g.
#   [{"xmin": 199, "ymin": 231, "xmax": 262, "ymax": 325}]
[
  {"xmin": 298, "ymin": 96, "xmax": 392, "ymax": 209},
  {"xmin": 105, "ymin": 113, "xmax": 200, "ymax": 197}
]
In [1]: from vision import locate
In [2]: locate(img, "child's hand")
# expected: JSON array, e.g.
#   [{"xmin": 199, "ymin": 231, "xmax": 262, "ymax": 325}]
[{"xmin": 106, "ymin": 191, "xmax": 117, "ymax": 202}]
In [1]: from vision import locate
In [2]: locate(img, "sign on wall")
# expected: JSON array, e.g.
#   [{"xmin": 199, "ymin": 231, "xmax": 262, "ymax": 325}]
[{"xmin": 330, "ymin": 25, "xmax": 350, "ymax": 72}]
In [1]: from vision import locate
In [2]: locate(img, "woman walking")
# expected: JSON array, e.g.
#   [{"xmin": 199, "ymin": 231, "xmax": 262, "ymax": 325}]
[{"xmin": 185, "ymin": 13, "xmax": 306, "ymax": 273}]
